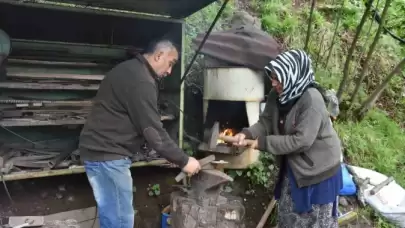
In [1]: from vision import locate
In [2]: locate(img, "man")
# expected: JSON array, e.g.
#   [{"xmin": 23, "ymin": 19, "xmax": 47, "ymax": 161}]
[{"xmin": 79, "ymin": 39, "xmax": 201, "ymax": 228}]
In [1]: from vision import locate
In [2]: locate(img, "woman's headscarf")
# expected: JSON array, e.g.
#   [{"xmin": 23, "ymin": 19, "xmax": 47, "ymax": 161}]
[{"xmin": 264, "ymin": 49, "xmax": 315, "ymax": 105}]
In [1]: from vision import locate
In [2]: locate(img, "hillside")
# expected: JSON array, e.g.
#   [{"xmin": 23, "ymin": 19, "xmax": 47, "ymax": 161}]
[{"xmin": 184, "ymin": 0, "xmax": 405, "ymax": 227}]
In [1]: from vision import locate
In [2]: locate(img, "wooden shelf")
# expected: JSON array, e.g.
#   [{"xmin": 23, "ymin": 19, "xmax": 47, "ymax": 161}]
[
  {"xmin": 0, "ymin": 118, "xmax": 86, "ymax": 127},
  {"xmin": 0, "ymin": 82, "xmax": 99, "ymax": 90},
  {"xmin": 0, "ymin": 115, "xmax": 175, "ymax": 127},
  {"xmin": 2, "ymin": 159, "xmax": 171, "ymax": 182},
  {"xmin": 7, "ymin": 58, "xmax": 111, "ymax": 68},
  {"xmin": 7, "ymin": 72, "xmax": 105, "ymax": 81}
]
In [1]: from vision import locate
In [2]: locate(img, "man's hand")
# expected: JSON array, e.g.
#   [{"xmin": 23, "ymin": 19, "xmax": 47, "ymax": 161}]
[
  {"xmin": 233, "ymin": 133, "xmax": 247, "ymax": 147},
  {"xmin": 182, "ymin": 157, "xmax": 201, "ymax": 176}
]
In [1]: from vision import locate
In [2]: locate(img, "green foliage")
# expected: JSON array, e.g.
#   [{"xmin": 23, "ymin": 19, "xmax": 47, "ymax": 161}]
[
  {"xmin": 182, "ymin": 142, "xmax": 195, "ymax": 156},
  {"xmin": 228, "ymin": 152, "xmax": 277, "ymax": 189},
  {"xmin": 183, "ymin": 0, "xmax": 235, "ymax": 86},
  {"xmin": 147, "ymin": 184, "xmax": 161, "ymax": 197},
  {"xmin": 184, "ymin": 1, "xmax": 235, "ymax": 61}
]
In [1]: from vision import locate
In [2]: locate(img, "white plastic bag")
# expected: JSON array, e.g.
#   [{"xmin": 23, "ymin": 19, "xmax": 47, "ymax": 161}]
[{"xmin": 349, "ymin": 165, "xmax": 405, "ymax": 227}]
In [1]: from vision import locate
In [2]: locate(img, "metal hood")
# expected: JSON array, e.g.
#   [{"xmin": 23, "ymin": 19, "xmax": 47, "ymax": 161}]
[{"xmin": 45, "ymin": 0, "xmax": 218, "ymax": 18}]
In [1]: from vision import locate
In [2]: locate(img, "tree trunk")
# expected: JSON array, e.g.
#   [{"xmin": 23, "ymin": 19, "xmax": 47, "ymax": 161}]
[
  {"xmin": 304, "ymin": 0, "xmax": 317, "ymax": 52},
  {"xmin": 324, "ymin": 0, "xmax": 345, "ymax": 69},
  {"xmin": 170, "ymin": 191, "xmax": 246, "ymax": 228},
  {"xmin": 314, "ymin": 29, "xmax": 327, "ymax": 72},
  {"xmin": 356, "ymin": 57, "xmax": 405, "ymax": 120},
  {"xmin": 336, "ymin": 0, "xmax": 374, "ymax": 100},
  {"xmin": 349, "ymin": 0, "xmax": 392, "ymax": 107}
]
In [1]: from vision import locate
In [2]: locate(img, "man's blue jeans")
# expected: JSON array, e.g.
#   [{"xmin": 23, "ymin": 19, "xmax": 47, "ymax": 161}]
[{"xmin": 84, "ymin": 157, "xmax": 134, "ymax": 228}]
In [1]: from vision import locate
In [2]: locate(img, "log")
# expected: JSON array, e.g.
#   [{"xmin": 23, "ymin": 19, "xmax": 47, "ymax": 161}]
[{"xmin": 256, "ymin": 197, "xmax": 276, "ymax": 228}]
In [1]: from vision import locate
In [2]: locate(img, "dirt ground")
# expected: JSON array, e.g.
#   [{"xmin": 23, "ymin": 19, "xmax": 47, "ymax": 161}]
[{"xmin": 0, "ymin": 167, "xmax": 268, "ymax": 228}]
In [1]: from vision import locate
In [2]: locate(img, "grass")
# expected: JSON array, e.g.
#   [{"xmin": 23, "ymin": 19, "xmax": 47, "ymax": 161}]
[{"xmin": 335, "ymin": 110, "xmax": 405, "ymax": 186}]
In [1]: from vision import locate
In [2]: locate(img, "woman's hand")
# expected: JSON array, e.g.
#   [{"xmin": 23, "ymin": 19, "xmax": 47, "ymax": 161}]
[
  {"xmin": 232, "ymin": 133, "xmax": 247, "ymax": 147},
  {"xmin": 250, "ymin": 139, "xmax": 259, "ymax": 149}
]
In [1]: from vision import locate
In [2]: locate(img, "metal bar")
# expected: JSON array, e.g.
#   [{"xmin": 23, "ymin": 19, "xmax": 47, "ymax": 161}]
[
  {"xmin": 7, "ymin": 72, "xmax": 105, "ymax": 81},
  {"xmin": 0, "ymin": 82, "xmax": 99, "ymax": 90},
  {"xmin": 1, "ymin": 159, "xmax": 170, "ymax": 182},
  {"xmin": 179, "ymin": 0, "xmax": 230, "ymax": 84},
  {"xmin": 7, "ymin": 58, "xmax": 111, "ymax": 68}
]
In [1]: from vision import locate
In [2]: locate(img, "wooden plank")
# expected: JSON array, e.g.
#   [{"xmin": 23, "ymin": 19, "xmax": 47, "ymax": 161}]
[
  {"xmin": 2, "ymin": 159, "xmax": 170, "ymax": 181},
  {"xmin": 45, "ymin": 207, "xmax": 97, "ymax": 224},
  {"xmin": 0, "ymin": 82, "xmax": 100, "ymax": 90},
  {"xmin": 0, "ymin": 118, "xmax": 87, "ymax": 127},
  {"xmin": 1, "ymin": 109, "xmax": 90, "ymax": 117},
  {"xmin": 0, "ymin": 115, "xmax": 174, "ymax": 127},
  {"xmin": 0, "ymin": 99, "xmax": 93, "ymax": 107},
  {"xmin": 8, "ymin": 72, "xmax": 105, "ymax": 81},
  {"xmin": 8, "ymin": 216, "xmax": 45, "ymax": 227},
  {"xmin": 7, "ymin": 58, "xmax": 110, "ymax": 68}
]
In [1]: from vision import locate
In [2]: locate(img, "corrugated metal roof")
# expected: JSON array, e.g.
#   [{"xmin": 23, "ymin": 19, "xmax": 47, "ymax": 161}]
[{"xmin": 46, "ymin": 0, "xmax": 218, "ymax": 18}]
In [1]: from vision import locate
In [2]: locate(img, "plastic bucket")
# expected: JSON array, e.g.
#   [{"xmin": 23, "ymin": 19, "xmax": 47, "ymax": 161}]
[{"xmin": 161, "ymin": 205, "xmax": 171, "ymax": 228}]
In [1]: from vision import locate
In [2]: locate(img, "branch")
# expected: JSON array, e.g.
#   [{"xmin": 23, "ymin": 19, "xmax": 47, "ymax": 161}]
[
  {"xmin": 349, "ymin": 0, "xmax": 391, "ymax": 107},
  {"xmin": 337, "ymin": 0, "xmax": 374, "ymax": 100},
  {"xmin": 357, "ymin": 57, "xmax": 405, "ymax": 120}
]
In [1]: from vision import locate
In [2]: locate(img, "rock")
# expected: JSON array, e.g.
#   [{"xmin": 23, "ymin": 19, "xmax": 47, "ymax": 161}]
[
  {"xmin": 55, "ymin": 193, "xmax": 63, "ymax": 199},
  {"xmin": 58, "ymin": 185, "xmax": 66, "ymax": 192},
  {"xmin": 40, "ymin": 192, "xmax": 48, "ymax": 199},
  {"xmin": 230, "ymin": 11, "xmax": 261, "ymax": 29},
  {"xmin": 339, "ymin": 197, "xmax": 349, "ymax": 207},
  {"xmin": 224, "ymin": 186, "xmax": 233, "ymax": 193},
  {"xmin": 66, "ymin": 195, "xmax": 75, "ymax": 202}
]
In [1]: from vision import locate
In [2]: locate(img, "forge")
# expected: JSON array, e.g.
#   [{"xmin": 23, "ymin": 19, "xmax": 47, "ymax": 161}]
[{"xmin": 198, "ymin": 57, "xmax": 266, "ymax": 169}]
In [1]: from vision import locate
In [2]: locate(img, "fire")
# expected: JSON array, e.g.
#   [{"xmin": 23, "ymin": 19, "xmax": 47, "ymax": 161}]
[{"xmin": 217, "ymin": 128, "xmax": 234, "ymax": 144}]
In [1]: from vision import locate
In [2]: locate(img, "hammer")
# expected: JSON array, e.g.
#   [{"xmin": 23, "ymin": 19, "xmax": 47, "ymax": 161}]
[{"xmin": 204, "ymin": 121, "xmax": 257, "ymax": 150}]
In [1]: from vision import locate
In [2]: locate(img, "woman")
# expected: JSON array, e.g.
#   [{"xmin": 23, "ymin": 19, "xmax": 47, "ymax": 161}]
[{"xmin": 234, "ymin": 49, "xmax": 343, "ymax": 228}]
